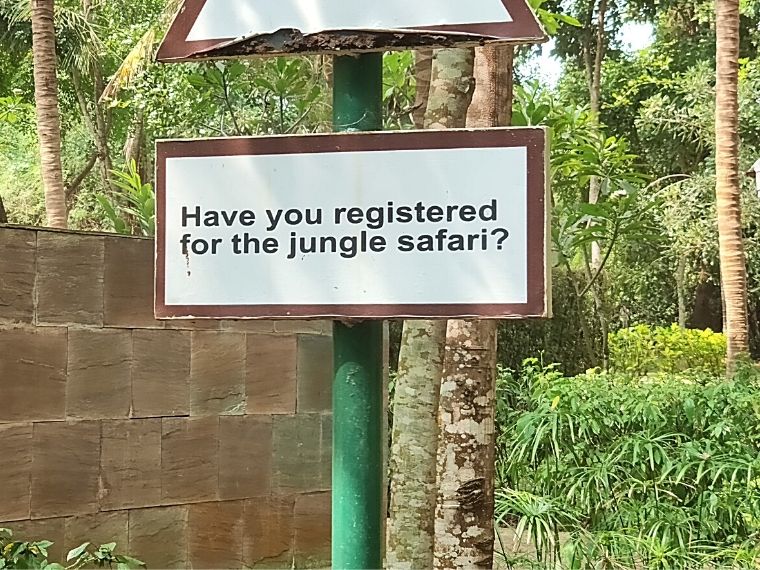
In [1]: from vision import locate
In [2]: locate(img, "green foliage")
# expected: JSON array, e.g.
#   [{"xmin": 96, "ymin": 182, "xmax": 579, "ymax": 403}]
[
  {"xmin": 0, "ymin": 528, "xmax": 144, "ymax": 570},
  {"xmin": 527, "ymin": 0, "xmax": 582, "ymax": 36},
  {"xmin": 382, "ymin": 52, "xmax": 416, "ymax": 130},
  {"xmin": 498, "ymin": 270, "xmax": 599, "ymax": 375},
  {"xmin": 98, "ymin": 160, "xmax": 155, "ymax": 236},
  {"xmin": 495, "ymin": 360, "xmax": 760, "ymax": 568},
  {"xmin": 609, "ymin": 324, "xmax": 726, "ymax": 376}
]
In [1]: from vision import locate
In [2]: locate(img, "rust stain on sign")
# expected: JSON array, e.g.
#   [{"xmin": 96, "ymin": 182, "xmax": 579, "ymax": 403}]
[{"xmin": 193, "ymin": 29, "xmax": 500, "ymax": 59}]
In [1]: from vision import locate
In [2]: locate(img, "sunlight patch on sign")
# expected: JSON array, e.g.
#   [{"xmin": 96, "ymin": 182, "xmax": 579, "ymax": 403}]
[{"xmin": 186, "ymin": 0, "xmax": 514, "ymax": 40}]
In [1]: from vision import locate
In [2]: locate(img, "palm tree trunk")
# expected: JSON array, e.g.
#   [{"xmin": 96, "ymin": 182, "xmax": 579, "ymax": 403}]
[
  {"xmin": 31, "ymin": 0, "xmax": 67, "ymax": 229},
  {"xmin": 715, "ymin": 0, "xmax": 750, "ymax": 369}
]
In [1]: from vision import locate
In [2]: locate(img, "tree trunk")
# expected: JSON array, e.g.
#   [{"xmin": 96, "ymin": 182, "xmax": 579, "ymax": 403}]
[
  {"xmin": 73, "ymin": 0, "xmax": 115, "ymax": 194},
  {"xmin": 588, "ymin": 0, "xmax": 607, "ymax": 269},
  {"xmin": 0, "ymin": 194, "xmax": 7, "ymax": 224},
  {"xmin": 424, "ymin": 49, "xmax": 475, "ymax": 130},
  {"xmin": 387, "ymin": 321, "xmax": 447, "ymax": 570},
  {"xmin": 412, "ymin": 51, "xmax": 433, "ymax": 130},
  {"xmin": 434, "ymin": 320, "xmax": 498, "ymax": 569},
  {"xmin": 676, "ymin": 255, "xmax": 688, "ymax": 329},
  {"xmin": 467, "ymin": 45, "xmax": 513, "ymax": 128},
  {"xmin": 715, "ymin": 0, "xmax": 750, "ymax": 369},
  {"xmin": 31, "ymin": 0, "xmax": 67, "ymax": 228},
  {"xmin": 124, "ymin": 109, "xmax": 146, "ymax": 178},
  {"xmin": 387, "ymin": 47, "xmax": 474, "ymax": 570},
  {"xmin": 434, "ymin": 45, "xmax": 510, "ymax": 570},
  {"xmin": 92, "ymin": 63, "xmax": 115, "ymax": 192}
]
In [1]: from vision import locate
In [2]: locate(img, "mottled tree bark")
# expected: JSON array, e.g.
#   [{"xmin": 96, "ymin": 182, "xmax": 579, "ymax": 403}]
[
  {"xmin": 435, "ymin": 320, "xmax": 498, "ymax": 569},
  {"xmin": 387, "ymin": 321, "xmax": 447, "ymax": 569},
  {"xmin": 433, "ymin": 45, "xmax": 510, "ymax": 570},
  {"xmin": 387, "ymin": 47, "xmax": 474, "ymax": 570},
  {"xmin": 424, "ymin": 49, "xmax": 475, "ymax": 130},
  {"xmin": 715, "ymin": 0, "xmax": 750, "ymax": 369},
  {"xmin": 31, "ymin": 0, "xmax": 67, "ymax": 228},
  {"xmin": 412, "ymin": 51, "xmax": 433, "ymax": 130}
]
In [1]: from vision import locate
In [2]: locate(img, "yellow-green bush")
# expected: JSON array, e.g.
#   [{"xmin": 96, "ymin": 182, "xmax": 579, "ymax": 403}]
[{"xmin": 608, "ymin": 324, "xmax": 726, "ymax": 375}]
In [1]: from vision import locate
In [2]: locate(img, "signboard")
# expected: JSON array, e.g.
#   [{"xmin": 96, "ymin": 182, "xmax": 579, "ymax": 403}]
[
  {"xmin": 155, "ymin": 128, "xmax": 550, "ymax": 320},
  {"xmin": 157, "ymin": 0, "xmax": 546, "ymax": 62}
]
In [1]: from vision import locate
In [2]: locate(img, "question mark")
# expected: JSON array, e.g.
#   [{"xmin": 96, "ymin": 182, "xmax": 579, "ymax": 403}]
[{"xmin": 491, "ymin": 228, "xmax": 510, "ymax": 250}]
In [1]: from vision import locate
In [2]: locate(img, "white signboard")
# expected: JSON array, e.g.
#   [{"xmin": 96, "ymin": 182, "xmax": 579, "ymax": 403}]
[
  {"xmin": 157, "ymin": 0, "xmax": 546, "ymax": 61},
  {"xmin": 155, "ymin": 128, "xmax": 550, "ymax": 319},
  {"xmin": 189, "ymin": 0, "xmax": 513, "ymax": 38}
]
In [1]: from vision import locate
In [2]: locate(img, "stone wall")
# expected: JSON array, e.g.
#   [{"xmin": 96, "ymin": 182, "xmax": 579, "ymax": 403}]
[{"xmin": 0, "ymin": 226, "xmax": 332, "ymax": 569}]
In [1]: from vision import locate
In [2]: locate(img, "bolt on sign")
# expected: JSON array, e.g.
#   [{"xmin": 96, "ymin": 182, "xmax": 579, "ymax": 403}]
[
  {"xmin": 155, "ymin": 128, "xmax": 550, "ymax": 320},
  {"xmin": 156, "ymin": 0, "xmax": 546, "ymax": 61}
]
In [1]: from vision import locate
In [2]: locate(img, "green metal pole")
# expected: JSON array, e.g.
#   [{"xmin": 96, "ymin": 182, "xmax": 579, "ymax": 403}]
[{"xmin": 332, "ymin": 52, "xmax": 385, "ymax": 570}]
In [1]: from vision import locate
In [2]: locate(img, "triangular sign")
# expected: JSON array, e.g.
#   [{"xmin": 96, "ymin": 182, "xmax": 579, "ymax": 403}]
[{"xmin": 157, "ymin": 0, "xmax": 546, "ymax": 62}]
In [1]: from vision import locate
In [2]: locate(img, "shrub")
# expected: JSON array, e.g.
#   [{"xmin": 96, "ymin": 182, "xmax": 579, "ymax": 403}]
[
  {"xmin": 608, "ymin": 324, "xmax": 726, "ymax": 376},
  {"xmin": 0, "ymin": 528, "xmax": 145, "ymax": 570},
  {"xmin": 495, "ymin": 359, "xmax": 760, "ymax": 569},
  {"xmin": 98, "ymin": 160, "xmax": 155, "ymax": 237}
]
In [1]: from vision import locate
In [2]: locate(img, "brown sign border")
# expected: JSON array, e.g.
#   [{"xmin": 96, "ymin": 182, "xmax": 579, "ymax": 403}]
[
  {"xmin": 156, "ymin": 127, "xmax": 550, "ymax": 320},
  {"xmin": 156, "ymin": 0, "xmax": 546, "ymax": 62}
]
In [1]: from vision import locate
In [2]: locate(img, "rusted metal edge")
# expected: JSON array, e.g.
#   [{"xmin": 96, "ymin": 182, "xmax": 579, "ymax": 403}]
[{"xmin": 164, "ymin": 28, "xmax": 546, "ymax": 62}]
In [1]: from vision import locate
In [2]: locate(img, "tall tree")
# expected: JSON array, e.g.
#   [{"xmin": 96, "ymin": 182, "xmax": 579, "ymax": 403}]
[
  {"xmin": 31, "ymin": 0, "xmax": 67, "ymax": 228},
  {"xmin": 387, "ymin": 321, "xmax": 446, "ymax": 570},
  {"xmin": 715, "ymin": 0, "xmax": 749, "ymax": 368},
  {"xmin": 411, "ymin": 51, "xmax": 433, "ymax": 130},
  {"xmin": 434, "ymin": 45, "xmax": 509, "ymax": 570},
  {"xmin": 387, "ymin": 47, "xmax": 474, "ymax": 570}
]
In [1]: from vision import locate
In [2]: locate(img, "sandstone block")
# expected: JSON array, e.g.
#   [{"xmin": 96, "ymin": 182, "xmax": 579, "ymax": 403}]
[
  {"xmin": 31, "ymin": 421, "xmax": 100, "ymax": 518},
  {"xmin": 161, "ymin": 417, "xmax": 218, "ymax": 504},
  {"xmin": 188, "ymin": 502, "xmax": 243, "ymax": 569},
  {"xmin": 0, "ymin": 327, "xmax": 66, "ymax": 422},
  {"xmin": 294, "ymin": 492, "xmax": 331, "ymax": 569},
  {"xmin": 67, "ymin": 329, "xmax": 132, "ymax": 419},
  {"xmin": 272, "ymin": 414, "xmax": 329, "ymax": 493},
  {"xmin": 320, "ymin": 414, "xmax": 332, "ymax": 484},
  {"xmin": 274, "ymin": 320, "xmax": 330, "ymax": 335},
  {"xmin": 0, "ymin": 228, "xmax": 35, "ymax": 323},
  {"xmin": 103, "ymin": 237, "xmax": 161, "ymax": 329},
  {"xmin": 129, "ymin": 506, "xmax": 188, "ymax": 569},
  {"xmin": 219, "ymin": 416, "xmax": 272, "ymax": 500},
  {"xmin": 243, "ymin": 496, "xmax": 294, "ymax": 569},
  {"xmin": 165, "ymin": 319, "xmax": 220, "ymax": 331},
  {"xmin": 0, "ymin": 423, "xmax": 32, "ymax": 520},
  {"xmin": 190, "ymin": 331, "xmax": 245, "ymax": 416},
  {"xmin": 64, "ymin": 512, "xmax": 129, "ymax": 555},
  {"xmin": 132, "ymin": 330, "xmax": 190, "ymax": 417},
  {"xmin": 220, "ymin": 320, "xmax": 275, "ymax": 333},
  {"xmin": 2, "ymin": 517, "xmax": 65, "ymax": 562},
  {"xmin": 297, "ymin": 335, "xmax": 333, "ymax": 413},
  {"xmin": 100, "ymin": 419, "xmax": 161, "ymax": 510},
  {"xmin": 246, "ymin": 335, "xmax": 297, "ymax": 414},
  {"xmin": 36, "ymin": 233, "xmax": 104, "ymax": 326}
]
